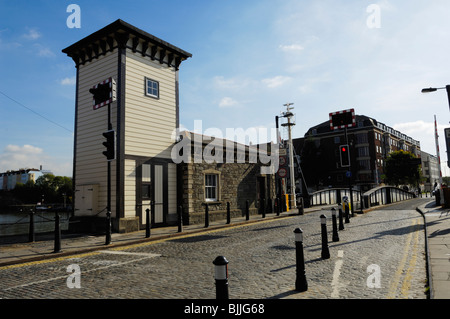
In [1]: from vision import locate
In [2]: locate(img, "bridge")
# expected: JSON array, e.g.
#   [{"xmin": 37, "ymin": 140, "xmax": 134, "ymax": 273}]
[{"xmin": 308, "ymin": 185, "xmax": 416, "ymax": 211}]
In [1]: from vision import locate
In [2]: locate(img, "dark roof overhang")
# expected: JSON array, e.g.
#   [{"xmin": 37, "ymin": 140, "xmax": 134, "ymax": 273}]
[{"xmin": 62, "ymin": 19, "xmax": 192, "ymax": 69}]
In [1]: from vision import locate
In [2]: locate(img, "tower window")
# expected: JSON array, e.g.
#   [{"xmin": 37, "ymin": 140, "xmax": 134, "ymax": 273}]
[{"xmin": 145, "ymin": 77, "xmax": 159, "ymax": 99}]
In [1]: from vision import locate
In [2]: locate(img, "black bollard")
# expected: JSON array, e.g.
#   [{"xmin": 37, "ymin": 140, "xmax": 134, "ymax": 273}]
[
  {"xmin": 205, "ymin": 203, "xmax": 209, "ymax": 228},
  {"xmin": 178, "ymin": 205, "xmax": 183, "ymax": 232},
  {"xmin": 276, "ymin": 198, "xmax": 280, "ymax": 216},
  {"xmin": 338, "ymin": 203, "xmax": 344, "ymax": 230},
  {"xmin": 245, "ymin": 200, "xmax": 249, "ymax": 221},
  {"xmin": 320, "ymin": 214, "xmax": 330, "ymax": 259},
  {"xmin": 298, "ymin": 197, "xmax": 304, "ymax": 215},
  {"xmin": 28, "ymin": 209, "xmax": 35, "ymax": 243},
  {"xmin": 262, "ymin": 200, "xmax": 265, "ymax": 218},
  {"xmin": 331, "ymin": 208, "xmax": 339, "ymax": 242},
  {"xmin": 53, "ymin": 212, "xmax": 61, "ymax": 253},
  {"xmin": 213, "ymin": 256, "xmax": 229, "ymax": 299},
  {"xmin": 344, "ymin": 201, "xmax": 350, "ymax": 224},
  {"xmin": 105, "ymin": 210, "xmax": 112, "ymax": 245},
  {"xmin": 294, "ymin": 228, "xmax": 308, "ymax": 292},
  {"xmin": 146, "ymin": 208, "xmax": 151, "ymax": 238},
  {"xmin": 226, "ymin": 202, "xmax": 231, "ymax": 225}
]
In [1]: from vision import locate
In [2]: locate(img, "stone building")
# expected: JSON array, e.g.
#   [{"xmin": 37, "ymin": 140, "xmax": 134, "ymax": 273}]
[{"xmin": 176, "ymin": 131, "xmax": 277, "ymax": 225}]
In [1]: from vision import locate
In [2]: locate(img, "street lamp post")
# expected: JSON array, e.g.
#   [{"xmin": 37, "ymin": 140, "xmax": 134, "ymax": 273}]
[
  {"xmin": 421, "ymin": 85, "xmax": 450, "ymax": 112},
  {"xmin": 421, "ymin": 85, "xmax": 449, "ymax": 205}
]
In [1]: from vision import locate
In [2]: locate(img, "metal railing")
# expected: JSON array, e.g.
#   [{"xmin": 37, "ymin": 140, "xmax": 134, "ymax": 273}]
[
  {"xmin": 309, "ymin": 185, "xmax": 416, "ymax": 210},
  {"xmin": 309, "ymin": 188, "xmax": 360, "ymax": 208},
  {"xmin": 363, "ymin": 186, "xmax": 415, "ymax": 208}
]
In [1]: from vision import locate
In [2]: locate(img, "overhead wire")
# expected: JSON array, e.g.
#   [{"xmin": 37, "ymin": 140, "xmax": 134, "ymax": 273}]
[{"xmin": 0, "ymin": 90, "xmax": 73, "ymax": 134}]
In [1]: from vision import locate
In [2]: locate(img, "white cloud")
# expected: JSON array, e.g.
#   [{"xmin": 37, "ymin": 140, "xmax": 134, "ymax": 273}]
[
  {"xmin": 0, "ymin": 144, "xmax": 72, "ymax": 176},
  {"xmin": 262, "ymin": 75, "xmax": 292, "ymax": 88},
  {"xmin": 34, "ymin": 43, "xmax": 55, "ymax": 57},
  {"xmin": 279, "ymin": 44, "xmax": 304, "ymax": 52},
  {"xmin": 60, "ymin": 76, "xmax": 76, "ymax": 85},
  {"xmin": 0, "ymin": 144, "xmax": 45, "ymax": 171},
  {"xmin": 392, "ymin": 120, "xmax": 448, "ymax": 156},
  {"xmin": 219, "ymin": 97, "xmax": 238, "ymax": 108},
  {"xmin": 393, "ymin": 120, "xmax": 435, "ymax": 136},
  {"xmin": 22, "ymin": 28, "xmax": 41, "ymax": 40}
]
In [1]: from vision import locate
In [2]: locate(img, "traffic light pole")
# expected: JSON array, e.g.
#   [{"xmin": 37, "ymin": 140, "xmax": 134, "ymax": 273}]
[
  {"xmin": 105, "ymin": 103, "xmax": 112, "ymax": 245},
  {"xmin": 344, "ymin": 128, "xmax": 354, "ymax": 216}
]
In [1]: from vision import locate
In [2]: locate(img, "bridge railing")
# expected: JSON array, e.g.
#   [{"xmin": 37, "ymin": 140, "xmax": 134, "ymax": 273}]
[
  {"xmin": 362, "ymin": 186, "xmax": 415, "ymax": 209},
  {"xmin": 308, "ymin": 185, "xmax": 416, "ymax": 210},
  {"xmin": 309, "ymin": 188, "xmax": 361, "ymax": 209}
]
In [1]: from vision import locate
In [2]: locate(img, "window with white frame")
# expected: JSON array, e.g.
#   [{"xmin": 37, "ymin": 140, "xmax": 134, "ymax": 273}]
[
  {"xmin": 205, "ymin": 174, "xmax": 218, "ymax": 202},
  {"xmin": 145, "ymin": 77, "xmax": 159, "ymax": 98}
]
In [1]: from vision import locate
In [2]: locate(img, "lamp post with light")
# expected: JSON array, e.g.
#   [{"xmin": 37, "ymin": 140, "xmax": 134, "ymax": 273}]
[{"xmin": 421, "ymin": 85, "xmax": 448, "ymax": 204}]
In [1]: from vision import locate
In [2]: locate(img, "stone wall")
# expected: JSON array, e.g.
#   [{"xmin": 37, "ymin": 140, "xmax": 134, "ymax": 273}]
[{"xmin": 180, "ymin": 161, "xmax": 275, "ymax": 225}]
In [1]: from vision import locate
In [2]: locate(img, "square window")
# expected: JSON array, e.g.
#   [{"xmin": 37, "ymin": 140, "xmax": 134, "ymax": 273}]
[
  {"xmin": 142, "ymin": 183, "xmax": 151, "ymax": 199},
  {"xmin": 145, "ymin": 78, "xmax": 159, "ymax": 98}
]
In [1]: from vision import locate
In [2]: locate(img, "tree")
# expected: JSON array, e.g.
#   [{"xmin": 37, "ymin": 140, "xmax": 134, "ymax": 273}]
[
  {"xmin": 384, "ymin": 150, "xmax": 421, "ymax": 186},
  {"xmin": 35, "ymin": 174, "xmax": 73, "ymax": 204}
]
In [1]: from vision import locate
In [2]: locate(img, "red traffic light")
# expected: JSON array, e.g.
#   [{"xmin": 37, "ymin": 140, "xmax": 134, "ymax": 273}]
[{"xmin": 339, "ymin": 144, "xmax": 350, "ymax": 167}]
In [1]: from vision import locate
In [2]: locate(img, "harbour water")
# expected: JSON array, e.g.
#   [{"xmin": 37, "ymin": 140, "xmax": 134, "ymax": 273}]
[{"xmin": 0, "ymin": 210, "xmax": 70, "ymax": 237}]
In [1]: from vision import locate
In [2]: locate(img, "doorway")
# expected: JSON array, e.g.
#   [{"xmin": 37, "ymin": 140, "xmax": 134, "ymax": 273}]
[{"xmin": 136, "ymin": 161, "xmax": 167, "ymax": 227}]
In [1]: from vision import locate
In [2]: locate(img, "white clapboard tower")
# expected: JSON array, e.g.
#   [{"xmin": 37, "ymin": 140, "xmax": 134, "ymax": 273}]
[{"xmin": 63, "ymin": 20, "xmax": 191, "ymax": 232}]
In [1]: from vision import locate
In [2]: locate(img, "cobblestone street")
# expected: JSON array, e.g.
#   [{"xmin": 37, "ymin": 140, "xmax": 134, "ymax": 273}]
[{"xmin": 0, "ymin": 199, "xmax": 427, "ymax": 300}]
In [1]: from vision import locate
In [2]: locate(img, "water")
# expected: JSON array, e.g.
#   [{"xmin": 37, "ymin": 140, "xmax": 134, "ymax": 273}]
[{"xmin": 0, "ymin": 210, "xmax": 70, "ymax": 236}]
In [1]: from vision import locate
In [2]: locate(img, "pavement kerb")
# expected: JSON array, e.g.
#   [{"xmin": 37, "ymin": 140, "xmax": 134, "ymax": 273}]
[{"xmin": 415, "ymin": 205, "xmax": 433, "ymax": 299}]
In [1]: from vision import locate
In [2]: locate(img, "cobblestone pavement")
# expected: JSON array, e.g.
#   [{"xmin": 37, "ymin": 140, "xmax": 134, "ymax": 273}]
[{"xmin": 0, "ymin": 199, "xmax": 428, "ymax": 300}]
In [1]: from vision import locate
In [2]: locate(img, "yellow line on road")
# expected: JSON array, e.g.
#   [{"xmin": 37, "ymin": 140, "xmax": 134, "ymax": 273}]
[
  {"xmin": 0, "ymin": 251, "xmax": 101, "ymax": 271},
  {"xmin": 400, "ymin": 219, "xmax": 420, "ymax": 298},
  {"xmin": 386, "ymin": 218, "xmax": 419, "ymax": 299}
]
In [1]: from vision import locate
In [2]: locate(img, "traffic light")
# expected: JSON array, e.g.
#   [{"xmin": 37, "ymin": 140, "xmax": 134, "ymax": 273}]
[
  {"xmin": 102, "ymin": 130, "xmax": 115, "ymax": 161},
  {"xmin": 339, "ymin": 144, "xmax": 350, "ymax": 167}
]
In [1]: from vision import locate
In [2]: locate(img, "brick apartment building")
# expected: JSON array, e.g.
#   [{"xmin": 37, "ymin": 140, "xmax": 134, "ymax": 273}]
[{"xmin": 295, "ymin": 115, "xmax": 421, "ymax": 192}]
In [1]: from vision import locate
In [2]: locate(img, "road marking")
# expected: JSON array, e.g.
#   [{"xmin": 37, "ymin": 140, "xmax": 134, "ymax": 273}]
[
  {"xmin": 386, "ymin": 218, "xmax": 419, "ymax": 298},
  {"xmin": 400, "ymin": 220, "xmax": 420, "ymax": 298},
  {"xmin": 0, "ymin": 251, "xmax": 101, "ymax": 271},
  {"xmin": 2, "ymin": 253, "xmax": 160, "ymax": 292},
  {"xmin": 331, "ymin": 250, "xmax": 344, "ymax": 298},
  {"xmin": 98, "ymin": 250, "xmax": 161, "ymax": 257}
]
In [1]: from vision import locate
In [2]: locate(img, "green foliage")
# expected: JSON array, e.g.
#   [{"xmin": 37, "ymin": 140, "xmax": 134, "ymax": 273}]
[
  {"xmin": 12, "ymin": 174, "xmax": 72, "ymax": 205},
  {"xmin": 384, "ymin": 150, "xmax": 421, "ymax": 186}
]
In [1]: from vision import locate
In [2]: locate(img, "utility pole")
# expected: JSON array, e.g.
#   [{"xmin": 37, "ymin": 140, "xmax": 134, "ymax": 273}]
[
  {"xmin": 281, "ymin": 103, "xmax": 296, "ymax": 210},
  {"xmin": 435, "ymin": 115, "xmax": 444, "ymax": 204}
]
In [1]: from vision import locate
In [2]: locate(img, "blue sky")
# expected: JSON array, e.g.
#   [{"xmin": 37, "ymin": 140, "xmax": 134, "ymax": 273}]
[{"xmin": 1, "ymin": 0, "xmax": 450, "ymax": 177}]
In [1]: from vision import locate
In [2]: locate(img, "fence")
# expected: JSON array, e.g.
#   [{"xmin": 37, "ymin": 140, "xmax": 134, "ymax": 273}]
[
  {"xmin": 363, "ymin": 186, "xmax": 415, "ymax": 208},
  {"xmin": 0, "ymin": 208, "xmax": 70, "ymax": 237},
  {"xmin": 309, "ymin": 186, "xmax": 416, "ymax": 210},
  {"xmin": 309, "ymin": 188, "xmax": 361, "ymax": 209}
]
